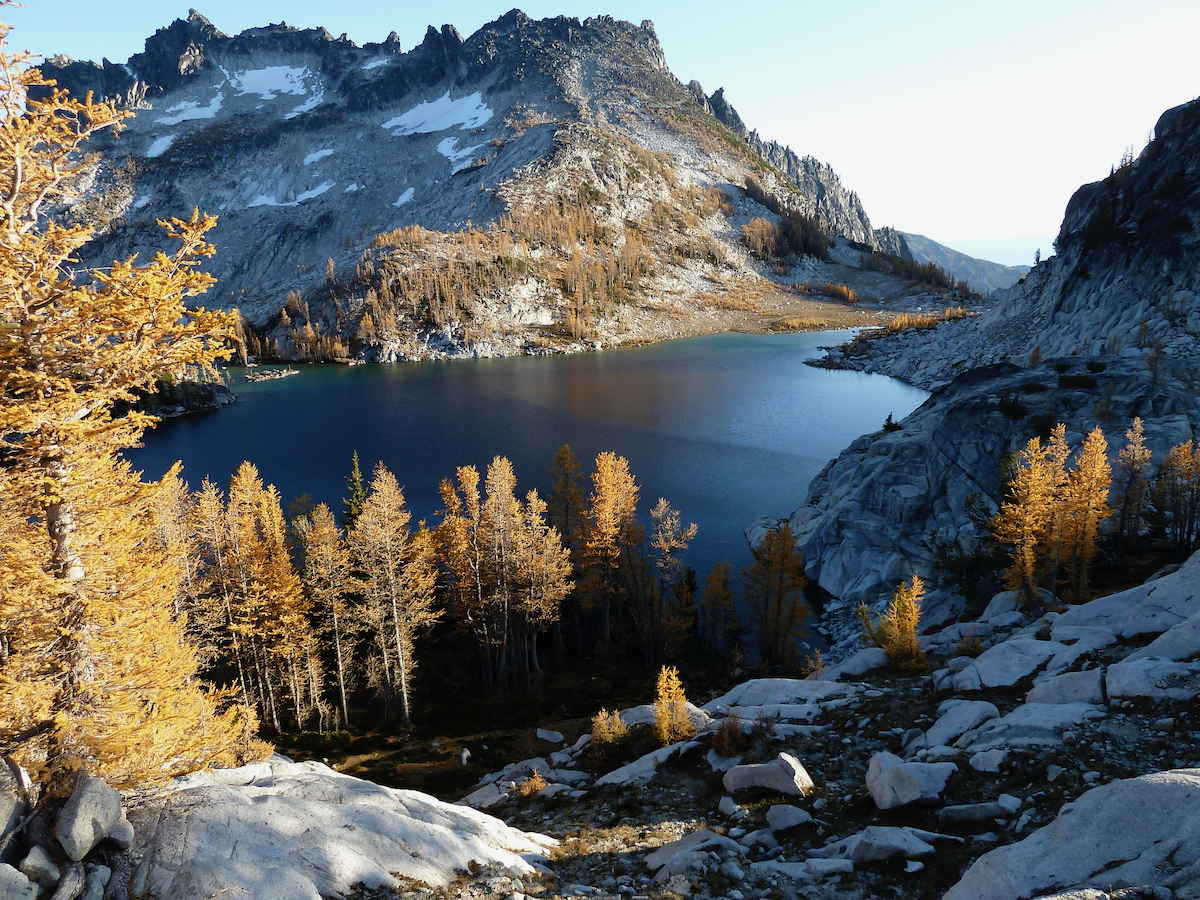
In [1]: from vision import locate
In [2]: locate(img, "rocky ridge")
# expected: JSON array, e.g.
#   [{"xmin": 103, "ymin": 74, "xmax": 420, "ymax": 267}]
[
  {"xmin": 829, "ymin": 96, "xmax": 1200, "ymax": 391},
  {"xmin": 748, "ymin": 357, "xmax": 1198, "ymax": 647},
  {"xmin": 42, "ymin": 10, "xmax": 1008, "ymax": 366}
]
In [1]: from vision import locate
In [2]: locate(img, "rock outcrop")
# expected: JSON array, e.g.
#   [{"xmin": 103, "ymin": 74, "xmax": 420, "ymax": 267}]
[
  {"xmin": 128, "ymin": 759, "xmax": 555, "ymax": 900},
  {"xmin": 759, "ymin": 358, "xmax": 1199, "ymax": 636},
  {"xmin": 831, "ymin": 96, "xmax": 1200, "ymax": 390}
]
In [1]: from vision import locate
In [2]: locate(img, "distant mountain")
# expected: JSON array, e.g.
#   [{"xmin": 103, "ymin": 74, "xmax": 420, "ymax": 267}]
[
  {"xmin": 39, "ymin": 10, "xmax": 898, "ymax": 363},
  {"xmin": 899, "ymin": 232, "xmax": 1029, "ymax": 294}
]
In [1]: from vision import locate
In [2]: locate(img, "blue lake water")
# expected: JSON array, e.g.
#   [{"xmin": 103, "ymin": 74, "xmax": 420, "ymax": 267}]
[{"xmin": 129, "ymin": 330, "xmax": 928, "ymax": 586}]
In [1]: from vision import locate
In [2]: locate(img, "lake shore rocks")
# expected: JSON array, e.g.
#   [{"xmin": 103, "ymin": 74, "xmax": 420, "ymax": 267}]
[{"xmin": 757, "ymin": 359, "xmax": 1200, "ymax": 658}]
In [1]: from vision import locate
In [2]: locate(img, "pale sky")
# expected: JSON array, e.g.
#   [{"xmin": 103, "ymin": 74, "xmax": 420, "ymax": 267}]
[{"xmin": 8, "ymin": 1, "xmax": 1200, "ymax": 263}]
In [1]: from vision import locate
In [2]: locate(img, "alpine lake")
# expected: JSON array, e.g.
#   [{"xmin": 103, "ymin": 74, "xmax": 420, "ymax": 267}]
[{"xmin": 130, "ymin": 330, "xmax": 929, "ymax": 595}]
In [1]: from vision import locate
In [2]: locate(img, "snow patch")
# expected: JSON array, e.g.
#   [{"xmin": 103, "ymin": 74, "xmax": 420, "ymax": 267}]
[
  {"xmin": 133, "ymin": 194, "xmax": 152, "ymax": 209},
  {"xmin": 229, "ymin": 66, "xmax": 310, "ymax": 100},
  {"xmin": 287, "ymin": 89, "xmax": 324, "ymax": 119},
  {"xmin": 304, "ymin": 149, "xmax": 335, "ymax": 166},
  {"xmin": 157, "ymin": 92, "xmax": 224, "ymax": 125},
  {"xmin": 381, "ymin": 91, "xmax": 493, "ymax": 135},
  {"xmin": 362, "ymin": 58, "xmax": 389, "ymax": 71},
  {"xmin": 437, "ymin": 137, "xmax": 484, "ymax": 174},
  {"xmin": 393, "ymin": 187, "xmax": 415, "ymax": 207},
  {"xmin": 344, "ymin": 183, "xmax": 359, "ymax": 192},
  {"xmin": 247, "ymin": 181, "xmax": 336, "ymax": 208},
  {"xmin": 146, "ymin": 135, "xmax": 176, "ymax": 158}
]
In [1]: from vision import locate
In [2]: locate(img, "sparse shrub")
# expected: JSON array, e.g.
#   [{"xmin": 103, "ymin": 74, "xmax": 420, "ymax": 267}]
[
  {"xmin": 1058, "ymin": 373, "xmax": 1098, "ymax": 390},
  {"xmin": 955, "ymin": 630, "xmax": 985, "ymax": 658},
  {"xmin": 857, "ymin": 574, "xmax": 927, "ymax": 671},
  {"xmin": 1053, "ymin": 361, "xmax": 1072, "ymax": 374},
  {"xmin": 1020, "ymin": 381, "xmax": 1049, "ymax": 393},
  {"xmin": 1086, "ymin": 360, "xmax": 1107, "ymax": 373},
  {"xmin": 821, "ymin": 282, "xmax": 858, "ymax": 304},
  {"xmin": 591, "ymin": 708, "xmax": 630, "ymax": 747},
  {"xmin": 799, "ymin": 648, "xmax": 825, "ymax": 677},
  {"xmin": 519, "ymin": 769, "xmax": 547, "ymax": 797},
  {"xmin": 883, "ymin": 306, "xmax": 972, "ymax": 334},
  {"xmin": 998, "ymin": 393, "xmax": 1028, "ymax": 420},
  {"xmin": 653, "ymin": 665, "xmax": 695, "ymax": 746},
  {"xmin": 712, "ymin": 715, "xmax": 749, "ymax": 758}
]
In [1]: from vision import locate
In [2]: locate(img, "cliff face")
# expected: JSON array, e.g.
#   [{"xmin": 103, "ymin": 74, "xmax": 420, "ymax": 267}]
[
  {"xmin": 702, "ymin": 84, "xmax": 878, "ymax": 246},
  {"xmin": 835, "ymin": 97, "xmax": 1200, "ymax": 390}
]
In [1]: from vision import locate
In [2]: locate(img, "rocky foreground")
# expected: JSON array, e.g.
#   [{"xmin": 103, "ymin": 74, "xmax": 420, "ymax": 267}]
[{"xmin": 4, "ymin": 551, "xmax": 1197, "ymax": 900}]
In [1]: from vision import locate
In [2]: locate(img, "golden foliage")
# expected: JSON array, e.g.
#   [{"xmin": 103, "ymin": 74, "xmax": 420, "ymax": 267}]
[
  {"xmin": 653, "ymin": 665, "xmax": 695, "ymax": 746},
  {"xmin": 857, "ymin": 574, "xmax": 927, "ymax": 671},
  {"xmin": 0, "ymin": 21, "xmax": 254, "ymax": 791},
  {"xmin": 711, "ymin": 715, "xmax": 749, "ymax": 758},
  {"xmin": 883, "ymin": 306, "xmax": 973, "ymax": 333},
  {"xmin": 518, "ymin": 769, "xmax": 548, "ymax": 797},
  {"xmin": 590, "ymin": 708, "xmax": 629, "ymax": 746}
]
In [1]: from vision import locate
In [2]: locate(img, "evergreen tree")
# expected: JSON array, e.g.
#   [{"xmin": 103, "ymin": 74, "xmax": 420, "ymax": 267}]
[
  {"xmin": 741, "ymin": 525, "xmax": 809, "ymax": 669},
  {"xmin": 699, "ymin": 561, "xmax": 740, "ymax": 657},
  {"xmin": 1115, "ymin": 417, "xmax": 1152, "ymax": 550},
  {"xmin": 342, "ymin": 450, "xmax": 367, "ymax": 531}
]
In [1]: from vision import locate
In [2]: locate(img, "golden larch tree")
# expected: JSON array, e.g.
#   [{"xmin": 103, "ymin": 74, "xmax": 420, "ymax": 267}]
[
  {"xmin": 351, "ymin": 463, "xmax": 439, "ymax": 727},
  {"xmin": 0, "ymin": 22, "xmax": 256, "ymax": 791},
  {"xmin": 992, "ymin": 436, "xmax": 1055, "ymax": 606},
  {"xmin": 585, "ymin": 451, "xmax": 640, "ymax": 647},
  {"xmin": 294, "ymin": 503, "xmax": 356, "ymax": 728},
  {"xmin": 1061, "ymin": 426, "xmax": 1112, "ymax": 601}
]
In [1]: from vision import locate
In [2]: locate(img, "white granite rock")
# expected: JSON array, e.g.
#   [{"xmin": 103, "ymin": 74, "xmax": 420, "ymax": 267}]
[
  {"xmin": 809, "ymin": 825, "xmax": 960, "ymax": 862},
  {"xmin": 806, "ymin": 858, "xmax": 854, "ymax": 878},
  {"xmin": 1051, "ymin": 550, "xmax": 1200, "ymax": 640},
  {"xmin": 129, "ymin": 761, "xmax": 555, "ymax": 900},
  {"xmin": 593, "ymin": 741, "xmax": 701, "ymax": 788},
  {"xmin": 969, "ymin": 750, "xmax": 1008, "ymax": 773},
  {"xmin": 766, "ymin": 804, "xmax": 813, "ymax": 830},
  {"xmin": 703, "ymin": 679, "xmax": 859, "ymax": 712},
  {"xmin": 17, "ymin": 847, "xmax": 58, "ymax": 887},
  {"xmin": 944, "ymin": 769, "xmax": 1200, "ymax": 900},
  {"xmin": 1126, "ymin": 610, "xmax": 1200, "ymax": 663},
  {"xmin": 925, "ymin": 701, "xmax": 1000, "ymax": 748},
  {"xmin": 723, "ymin": 753, "xmax": 815, "ymax": 796},
  {"xmin": 56, "ymin": 777, "xmax": 123, "ymax": 861},
  {"xmin": 1026, "ymin": 670, "xmax": 1104, "ymax": 705},
  {"xmin": 644, "ymin": 830, "xmax": 743, "ymax": 881},
  {"xmin": 0, "ymin": 864, "xmax": 35, "ymax": 900},
  {"xmin": 1105, "ymin": 657, "xmax": 1200, "ymax": 700},
  {"xmin": 866, "ymin": 752, "xmax": 956, "ymax": 809},
  {"xmin": 619, "ymin": 703, "xmax": 711, "ymax": 731},
  {"xmin": 955, "ymin": 639, "xmax": 1066, "ymax": 690},
  {"xmin": 535, "ymin": 729, "xmax": 564, "ymax": 744},
  {"xmin": 957, "ymin": 703, "xmax": 1106, "ymax": 752},
  {"xmin": 815, "ymin": 647, "xmax": 889, "ymax": 681}
]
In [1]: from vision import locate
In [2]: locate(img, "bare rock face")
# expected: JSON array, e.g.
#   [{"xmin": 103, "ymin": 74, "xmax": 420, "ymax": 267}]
[
  {"xmin": 768, "ymin": 359, "xmax": 1200, "ymax": 648},
  {"xmin": 828, "ymin": 96, "xmax": 1200, "ymax": 392},
  {"xmin": 944, "ymin": 769, "xmax": 1200, "ymax": 900},
  {"xmin": 128, "ymin": 759, "xmax": 555, "ymax": 900}
]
